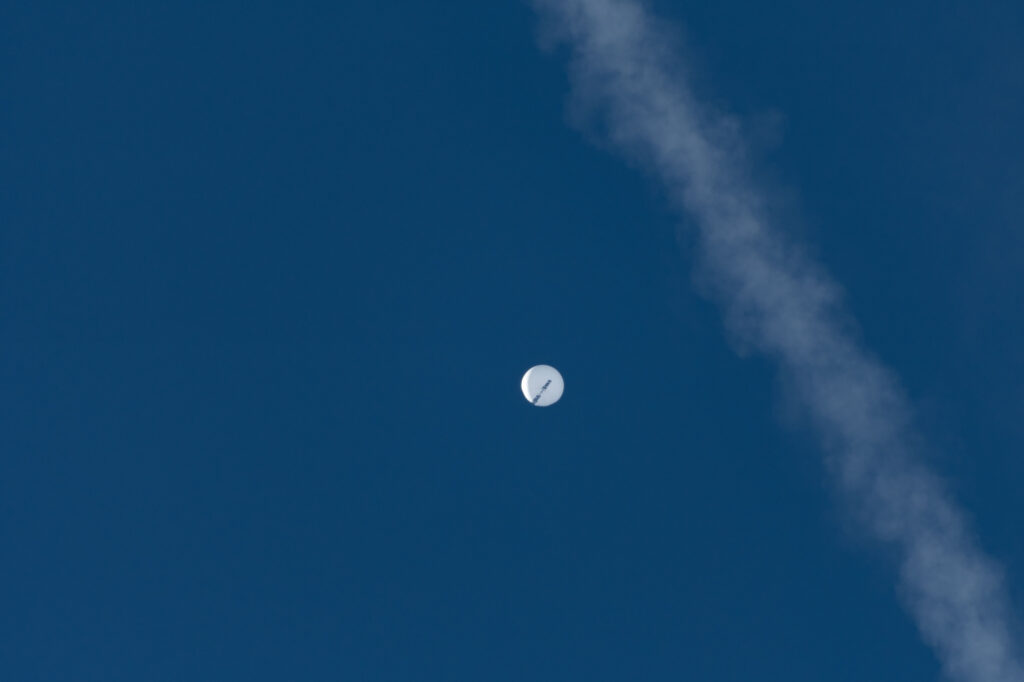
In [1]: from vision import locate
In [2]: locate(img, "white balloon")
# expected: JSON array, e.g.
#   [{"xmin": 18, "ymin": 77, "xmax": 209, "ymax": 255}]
[{"xmin": 521, "ymin": 365, "xmax": 564, "ymax": 407}]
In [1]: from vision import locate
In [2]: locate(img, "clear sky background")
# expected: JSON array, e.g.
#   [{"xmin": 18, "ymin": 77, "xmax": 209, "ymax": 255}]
[{"xmin": 3, "ymin": 2, "xmax": 1024, "ymax": 680}]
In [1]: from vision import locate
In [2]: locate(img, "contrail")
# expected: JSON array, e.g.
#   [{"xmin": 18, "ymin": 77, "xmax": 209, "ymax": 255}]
[{"xmin": 531, "ymin": 1, "xmax": 1024, "ymax": 680}]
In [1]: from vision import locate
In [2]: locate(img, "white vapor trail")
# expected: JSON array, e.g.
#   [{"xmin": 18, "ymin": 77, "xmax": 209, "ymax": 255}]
[{"xmin": 532, "ymin": 1, "xmax": 1024, "ymax": 680}]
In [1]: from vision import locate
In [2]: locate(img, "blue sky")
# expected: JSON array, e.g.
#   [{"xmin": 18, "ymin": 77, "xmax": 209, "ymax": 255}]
[{"xmin": 2, "ymin": 1, "xmax": 1024, "ymax": 680}]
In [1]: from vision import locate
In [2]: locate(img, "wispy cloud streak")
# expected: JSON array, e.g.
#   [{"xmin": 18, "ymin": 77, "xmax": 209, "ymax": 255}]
[{"xmin": 532, "ymin": 1, "xmax": 1024, "ymax": 679}]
